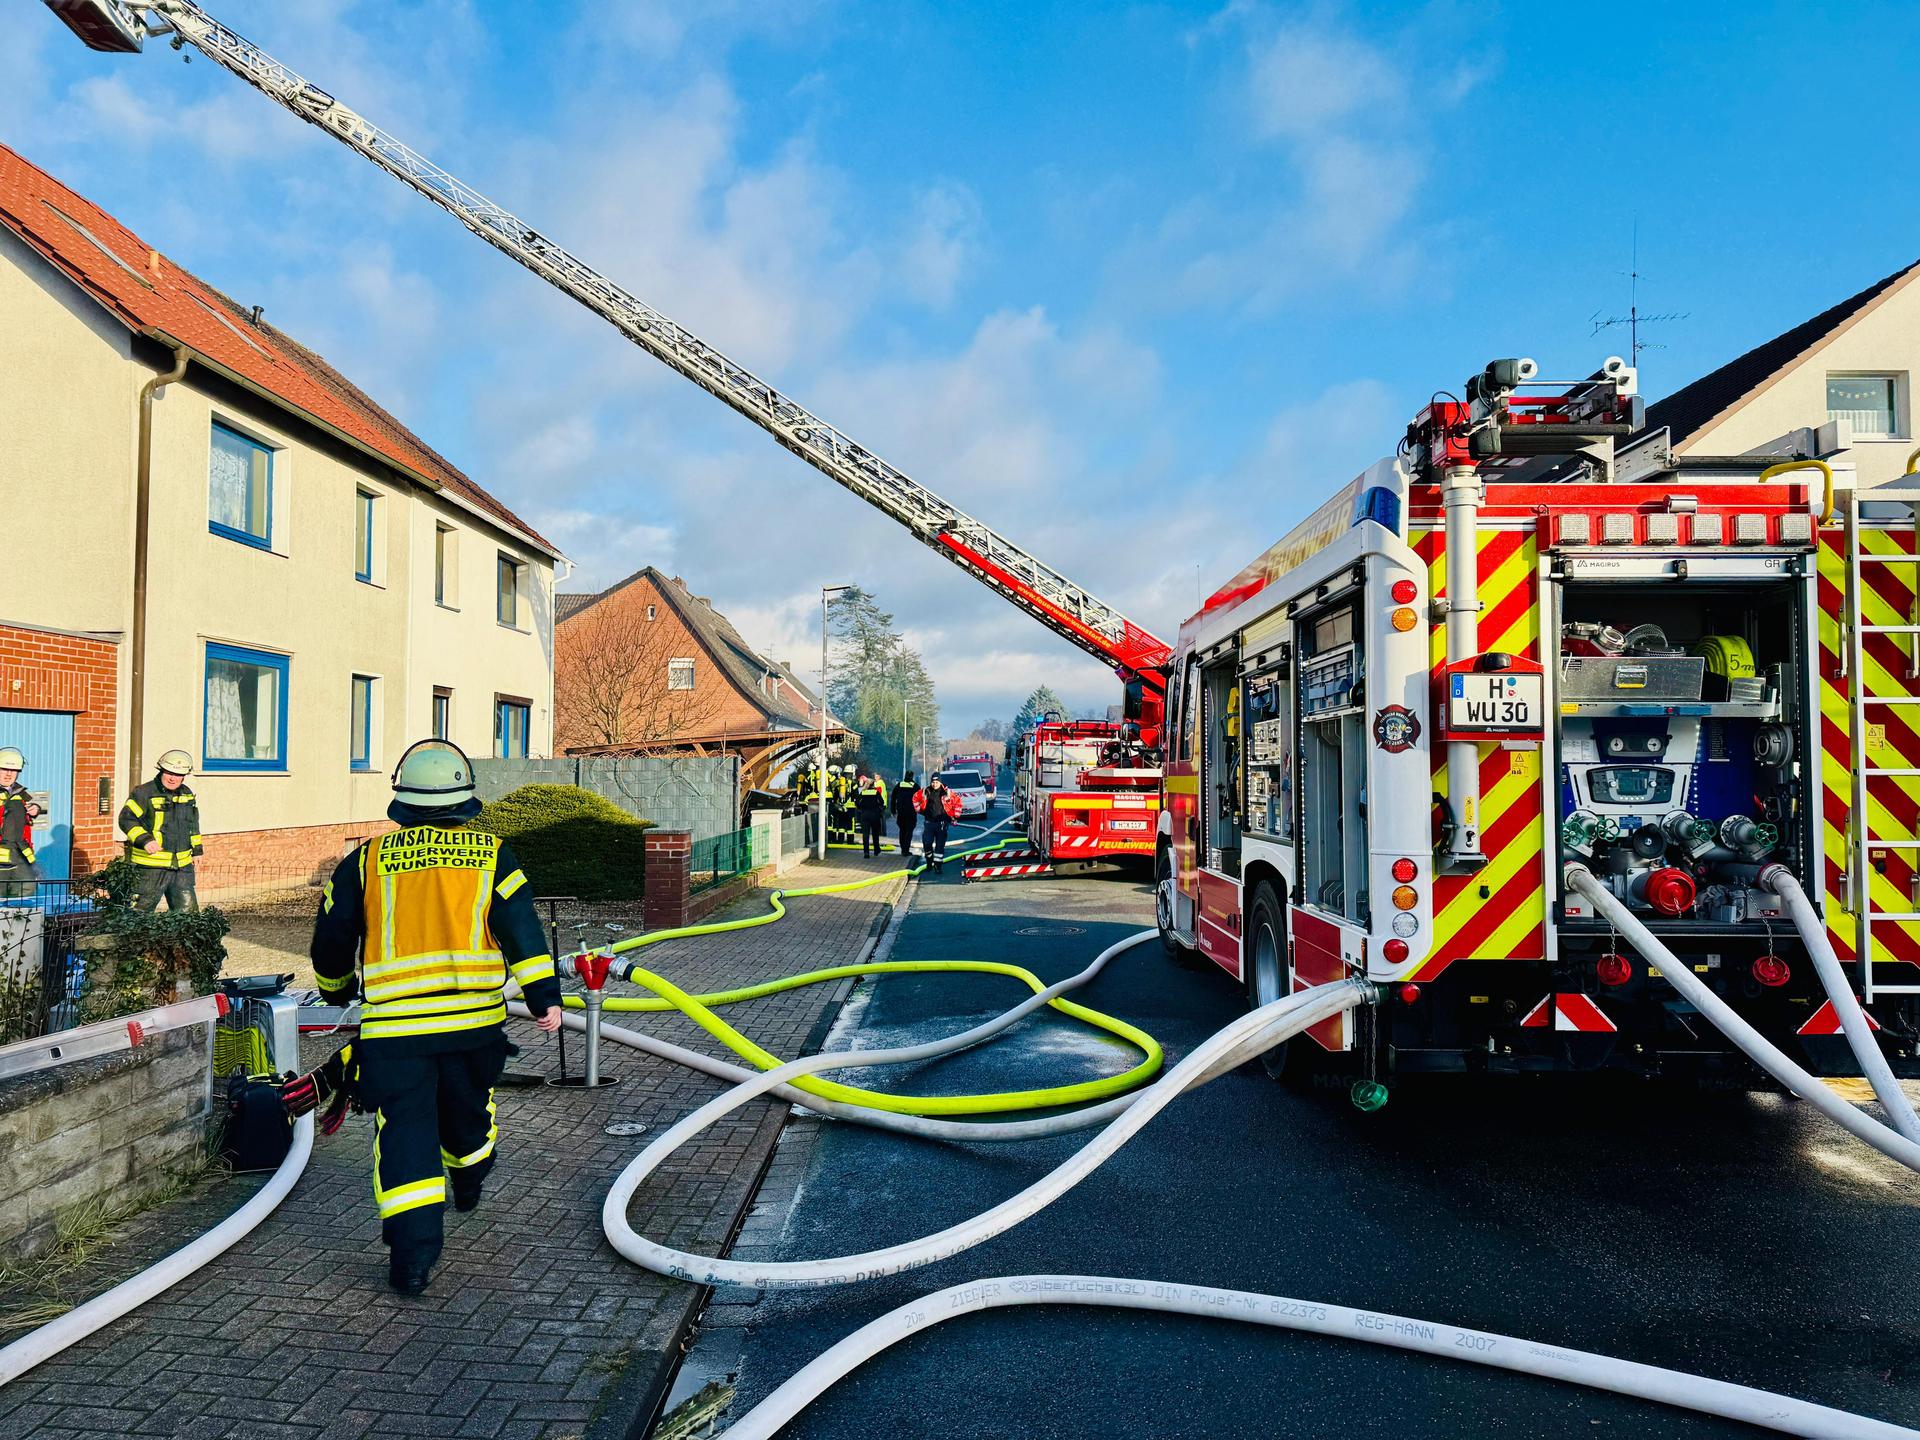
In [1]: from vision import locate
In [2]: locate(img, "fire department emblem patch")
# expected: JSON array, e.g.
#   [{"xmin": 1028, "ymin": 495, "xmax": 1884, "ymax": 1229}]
[{"xmin": 1372, "ymin": 705, "xmax": 1420, "ymax": 754}]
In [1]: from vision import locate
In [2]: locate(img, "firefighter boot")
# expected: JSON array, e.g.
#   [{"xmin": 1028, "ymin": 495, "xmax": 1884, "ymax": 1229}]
[{"xmin": 388, "ymin": 1241, "xmax": 440, "ymax": 1295}]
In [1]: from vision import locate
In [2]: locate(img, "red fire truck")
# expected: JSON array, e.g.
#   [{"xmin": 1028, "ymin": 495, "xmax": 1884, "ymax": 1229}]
[
  {"xmin": 945, "ymin": 751, "xmax": 999, "ymax": 799},
  {"xmin": 1009, "ymin": 717, "xmax": 1161, "ymax": 872},
  {"xmin": 1157, "ymin": 354, "xmax": 1920, "ymax": 1084}
]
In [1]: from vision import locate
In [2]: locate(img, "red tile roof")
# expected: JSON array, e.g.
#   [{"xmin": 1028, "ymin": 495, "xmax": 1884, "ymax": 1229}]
[{"xmin": 0, "ymin": 142, "xmax": 557, "ymax": 556}]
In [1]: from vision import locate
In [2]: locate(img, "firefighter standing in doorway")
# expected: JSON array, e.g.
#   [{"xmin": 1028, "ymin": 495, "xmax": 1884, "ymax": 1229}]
[
  {"xmin": 118, "ymin": 750, "xmax": 202, "ymax": 911},
  {"xmin": 309, "ymin": 739, "xmax": 564, "ymax": 1294},
  {"xmin": 0, "ymin": 747, "xmax": 40, "ymax": 898}
]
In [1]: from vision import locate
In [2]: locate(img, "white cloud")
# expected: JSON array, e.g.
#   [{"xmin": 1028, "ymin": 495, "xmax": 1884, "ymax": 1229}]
[
  {"xmin": 1245, "ymin": 20, "xmax": 1398, "ymax": 140},
  {"xmin": 533, "ymin": 512, "xmax": 677, "ymax": 590}
]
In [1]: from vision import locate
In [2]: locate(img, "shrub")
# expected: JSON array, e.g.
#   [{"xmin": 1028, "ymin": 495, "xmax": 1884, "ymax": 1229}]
[
  {"xmin": 75, "ymin": 860, "xmax": 229, "ymax": 1021},
  {"xmin": 473, "ymin": 785, "xmax": 652, "ymax": 902}
]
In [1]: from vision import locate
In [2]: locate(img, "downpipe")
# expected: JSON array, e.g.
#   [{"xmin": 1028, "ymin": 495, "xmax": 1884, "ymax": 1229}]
[
  {"xmin": 1761, "ymin": 864, "xmax": 1920, "ymax": 1143},
  {"xmin": 1564, "ymin": 864, "xmax": 1920, "ymax": 1172}
]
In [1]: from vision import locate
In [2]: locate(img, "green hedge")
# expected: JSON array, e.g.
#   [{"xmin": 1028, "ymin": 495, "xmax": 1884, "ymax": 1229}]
[{"xmin": 473, "ymin": 785, "xmax": 652, "ymax": 902}]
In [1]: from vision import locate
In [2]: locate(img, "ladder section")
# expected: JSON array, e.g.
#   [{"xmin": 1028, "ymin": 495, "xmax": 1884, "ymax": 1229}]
[
  {"xmin": 1838, "ymin": 487, "xmax": 1920, "ymax": 999},
  {"xmin": 124, "ymin": 1, "xmax": 1172, "ymax": 690}
]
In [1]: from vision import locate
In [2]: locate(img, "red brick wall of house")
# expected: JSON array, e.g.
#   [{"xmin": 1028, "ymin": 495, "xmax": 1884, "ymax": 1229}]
[
  {"xmin": 196, "ymin": 819, "xmax": 399, "ymax": 894},
  {"xmin": 555, "ymin": 573, "xmax": 772, "ymax": 752},
  {"xmin": 0, "ymin": 621, "xmax": 119, "ymax": 878}
]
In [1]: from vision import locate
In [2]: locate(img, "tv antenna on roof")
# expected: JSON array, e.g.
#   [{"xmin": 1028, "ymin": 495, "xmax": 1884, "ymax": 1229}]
[{"xmin": 1590, "ymin": 219, "xmax": 1687, "ymax": 370}]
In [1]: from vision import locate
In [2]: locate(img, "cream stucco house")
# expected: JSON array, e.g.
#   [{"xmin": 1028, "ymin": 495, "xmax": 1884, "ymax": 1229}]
[
  {"xmin": 0, "ymin": 144, "xmax": 562, "ymax": 883},
  {"xmin": 1647, "ymin": 259, "xmax": 1920, "ymax": 489}
]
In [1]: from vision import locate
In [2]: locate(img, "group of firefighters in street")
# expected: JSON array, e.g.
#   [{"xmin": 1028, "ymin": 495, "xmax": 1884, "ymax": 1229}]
[{"xmin": 790, "ymin": 760, "xmax": 965, "ymax": 869}]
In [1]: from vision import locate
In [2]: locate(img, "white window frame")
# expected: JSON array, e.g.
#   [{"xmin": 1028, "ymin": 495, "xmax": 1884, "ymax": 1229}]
[
  {"xmin": 432, "ymin": 685, "xmax": 453, "ymax": 741},
  {"xmin": 667, "ymin": 658, "xmax": 696, "ymax": 692},
  {"xmin": 1827, "ymin": 370, "xmax": 1908, "ymax": 441}
]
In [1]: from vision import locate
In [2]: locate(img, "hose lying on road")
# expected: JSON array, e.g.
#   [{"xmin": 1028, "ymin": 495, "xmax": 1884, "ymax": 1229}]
[
  {"xmin": 0, "ymin": 1116, "xmax": 315, "ymax": 1388},
  {"xmin": 1565, "ymin": 865, "xmax": 1920, "ymax": 1174},
  {"xmin": 602, "ymin": 976, "xmax": 1369, "ymax": 1286},
  {"xmin": 717, "ymin": 1273, "xmax": 1919, "ymax": 1440},
  {"xmin": 1762, "ymin": 864, "xmax": 1920, "ymax": 1143}
]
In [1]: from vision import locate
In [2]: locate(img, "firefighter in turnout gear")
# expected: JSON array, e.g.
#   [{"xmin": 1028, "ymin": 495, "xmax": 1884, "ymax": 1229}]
[
  {"xmin": 0, "ymin": 747, "xmax": 40, "ymax": 897},
  {"xmin": 854, "ymin": 772, "xmax": 887, "ymax": 857},
  {"xmin": 827, "ymin": 764, "xmax": 856, "ymax": 845},
  {"xmin": 118, "ymin": 750, "xmax": 202, "ymax": 911},
  {"xmin": 310, "ymin": 739, "xmax": 563, "ymax": 1295}
]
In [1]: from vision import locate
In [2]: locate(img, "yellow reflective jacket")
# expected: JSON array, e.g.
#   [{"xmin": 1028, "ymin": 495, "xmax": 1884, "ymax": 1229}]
[{"xmin": 311, "ymin": 823, "xmax": 560, "ymax": 1046}]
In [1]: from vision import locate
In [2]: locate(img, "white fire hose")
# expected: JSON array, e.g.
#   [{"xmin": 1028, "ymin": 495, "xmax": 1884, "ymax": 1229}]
[
  {"xmin": 586, "ymin": 924, "xmax": 1917, "ymax": 1436},
  {"xmin": 1564, "ymin": 865, "xmax": 1920, "ymax": 1173},
  {"xmin": 0, "ymin": 1115, "xmax": 314, "ymax": 1387}
]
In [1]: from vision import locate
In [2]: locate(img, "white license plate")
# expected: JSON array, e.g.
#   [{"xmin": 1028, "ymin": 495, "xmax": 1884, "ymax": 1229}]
[
  {"xmin": 1448, "ymin": 671, "xmax": 1542, "ymax": 730},
  {"xmin": 1108, "ymin": 818, "xmax": 1150, "ymax": 832}
]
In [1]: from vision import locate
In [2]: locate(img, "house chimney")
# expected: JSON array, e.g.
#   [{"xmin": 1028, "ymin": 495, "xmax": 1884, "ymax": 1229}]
[{"xmin": 249, "ymin": 304, "xmax": 264, "ymax": 326}]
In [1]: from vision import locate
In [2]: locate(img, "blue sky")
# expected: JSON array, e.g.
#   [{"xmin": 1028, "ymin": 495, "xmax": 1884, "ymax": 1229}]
[{"xmin": 8, "ymin": 1, "xmax": 1919, "ymax": 732}]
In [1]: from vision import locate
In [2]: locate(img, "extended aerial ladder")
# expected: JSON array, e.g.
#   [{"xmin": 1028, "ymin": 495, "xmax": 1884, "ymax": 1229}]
[{"xmin": 43, "ymin": 0, "xmax": 1174, "ymax": 738}]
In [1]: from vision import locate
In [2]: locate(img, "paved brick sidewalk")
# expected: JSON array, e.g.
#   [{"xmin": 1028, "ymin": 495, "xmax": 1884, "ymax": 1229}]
[{"xmin": 0, "ymin": 854, "xmax": 908, "ymax": 1440}]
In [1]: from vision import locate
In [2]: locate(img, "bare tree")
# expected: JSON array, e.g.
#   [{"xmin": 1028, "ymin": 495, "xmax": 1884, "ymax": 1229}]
[{"xmin": 555, "ymin": 599, "xmax": 725, "ymax": 751}]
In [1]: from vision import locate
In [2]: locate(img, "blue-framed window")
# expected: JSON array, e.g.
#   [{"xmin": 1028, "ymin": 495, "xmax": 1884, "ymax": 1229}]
[
  {"xmin": 432, "ymin": 687, "xmax": 452, "ymax": 741},
  {"xmin": 494, "ymin": 698, "xmax": 529, "ymax": 759},
  {"xmin": 209, "ymin": 422, "xmax": 273, "ymax": 549},
  {"xmin": 351, "ymin": 675, "xmax": 375, "ymax": 771},
  {"xmin": 203, "ymin": 642, "xmax": 288, "ymax": 772},
  {"xmin": 497, "ymin": 553, "xmax": 522, "ymax": 627},
  {"xmin": 354, "ymin": 489, "xmax": 376, "ymax": 583}
]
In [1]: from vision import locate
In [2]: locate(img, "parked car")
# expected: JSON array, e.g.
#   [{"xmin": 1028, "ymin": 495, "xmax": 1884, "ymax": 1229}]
[{"xmin": 936, "ymin": 768, "xmax": 990, "ymax": 818}]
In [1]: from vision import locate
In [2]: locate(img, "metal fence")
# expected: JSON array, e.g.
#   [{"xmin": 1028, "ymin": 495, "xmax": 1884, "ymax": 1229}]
[
  {"xmin": 472, "ymin": 755, "xmax": 741, "ymax": 840},
  {"xmin": 781, "ymin": 813, "xmax": 811, "ymax": 860},
  {"xmin": 690, "ymin": 826, "xmax": 767, "ymax": 894},
  {"xmin": 0, "ymin": 881, "xmax": 101, "ymax": 1046}
]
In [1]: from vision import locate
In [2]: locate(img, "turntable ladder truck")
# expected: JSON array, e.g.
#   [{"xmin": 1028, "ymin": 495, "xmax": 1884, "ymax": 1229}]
[{"xmin": 41, "ymin": 0, "xmax": 1175, "ymax": 776}]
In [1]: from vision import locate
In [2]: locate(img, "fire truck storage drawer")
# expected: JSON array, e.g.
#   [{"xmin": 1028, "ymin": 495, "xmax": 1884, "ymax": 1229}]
[{"xmin": 1560, "ymin": 655, "xmax": 1704, "ymax": 702}]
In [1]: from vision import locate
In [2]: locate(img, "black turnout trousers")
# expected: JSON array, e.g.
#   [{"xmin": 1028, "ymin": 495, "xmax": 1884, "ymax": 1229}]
[{"xmin": 355, "ymin": 1032, "xmax": 507, "ymax": 1258}]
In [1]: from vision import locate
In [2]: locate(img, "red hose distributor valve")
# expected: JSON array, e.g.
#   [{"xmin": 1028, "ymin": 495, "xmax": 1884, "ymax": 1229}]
[
  {"xmin": 1642, "ymin": 866, "xmax": 1697, "ymax": 917},
  {"xmin": 575, "ymin": 951, "xmax": 614, "ymax": 992}
]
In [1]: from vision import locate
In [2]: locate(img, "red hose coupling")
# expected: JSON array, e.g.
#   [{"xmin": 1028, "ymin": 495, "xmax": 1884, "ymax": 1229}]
[
  {"xmin": 1644, "ymin": 866, "xmax": 1696, "ymax": 917},
  {"xmin": 576, "ymin": 952, "xmax": 614, "ymax": 992}
]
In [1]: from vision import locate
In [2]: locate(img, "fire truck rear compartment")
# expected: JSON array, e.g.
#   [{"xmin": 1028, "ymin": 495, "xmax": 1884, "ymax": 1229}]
[{"xmin": 1552, "ymin": 578, "xmax": 1810, "ymax": 936}]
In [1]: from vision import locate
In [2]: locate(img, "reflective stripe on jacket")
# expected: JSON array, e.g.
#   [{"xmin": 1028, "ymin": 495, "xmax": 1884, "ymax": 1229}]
[
  {"xmin": 311, "ymin": 823, "xmax": 561, "ymax": 1045},
  {"xmin": 0, "ymin": 785, "xmax": 35, "ymax": 867},
  {"xmin": 118, "ymin": 780, "xmax": 203, "ymax": 869}
]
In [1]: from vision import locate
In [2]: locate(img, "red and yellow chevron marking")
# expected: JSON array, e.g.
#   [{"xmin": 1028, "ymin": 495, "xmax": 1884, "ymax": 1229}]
[
  {"xmin": 1410, "ymin": 527, "xmax": 1545, "ymax": 978},
  {"xmin": 1818, "ymin": 529, "xmax": 1920, "ymax": 973}
]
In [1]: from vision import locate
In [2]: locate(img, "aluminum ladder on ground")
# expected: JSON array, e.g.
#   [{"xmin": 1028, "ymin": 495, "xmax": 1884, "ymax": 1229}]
[{"xmin": 1840, "ymin": 484, "xmax": 1920, "ymax": 1001}]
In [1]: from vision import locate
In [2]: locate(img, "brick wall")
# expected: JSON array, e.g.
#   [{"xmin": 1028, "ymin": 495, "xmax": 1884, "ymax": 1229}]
[
  {"xmin": 0, "ymin": 1025, "xmax": 210, "ymax": 1262},
  {"xmin": 642, "ymin": 829, "xmax": 692, "ymax": 931},
  {"xmin": 0, "ymin": 619, "xmax": 118, "ymax": 876},
  {"xmin": 196, "ymin": 817, "xmax": 399, "ymax": 893}
]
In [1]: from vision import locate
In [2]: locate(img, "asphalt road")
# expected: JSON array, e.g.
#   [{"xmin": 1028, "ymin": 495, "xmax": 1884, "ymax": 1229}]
[{"xmin": 703, "ymin": 810, "xmax": 1920, "ymax": 1438}]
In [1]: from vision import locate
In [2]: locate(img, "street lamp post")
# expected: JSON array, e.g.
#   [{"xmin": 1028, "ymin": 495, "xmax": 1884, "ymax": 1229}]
[{"xmin": 819, "ymin": 583, "xmax": 851, "ymax": 859}]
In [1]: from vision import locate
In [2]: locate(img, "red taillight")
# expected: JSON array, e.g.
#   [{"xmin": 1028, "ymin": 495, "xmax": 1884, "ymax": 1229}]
[
  {"xmin": 1391, "ymin": 857, "xmax": 1417, "ymax": 883},
  {"xmin": 1752, "ymin": 954, "xmax": 1791, "ymax": 988},
  {"xmin": 1382, "ymin": 939, "xmax": 1409, "ymax": 964},
  {"xmin": 1595, "ymin": 952, "xmax": 1632, "ymax": 987},
  {"xmin": 1391, "ymin": 579, "xmax": 1417, "ymax": 604},
  {"xmin": 1396, "ymin": 981, "xmax": 1420, "ymax": 1004}
]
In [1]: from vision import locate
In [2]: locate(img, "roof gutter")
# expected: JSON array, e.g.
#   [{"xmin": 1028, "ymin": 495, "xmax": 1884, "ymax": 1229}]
[
  {"xmin": 136, "ymin": 326, "xmax": 566, "ymax": 563},
  {"xmin": 130, "ymin": 341, "xmax": 190, "ymax": 785}
]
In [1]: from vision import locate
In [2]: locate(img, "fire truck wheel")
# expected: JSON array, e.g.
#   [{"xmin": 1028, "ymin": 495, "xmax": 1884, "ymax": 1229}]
[
  {"xmin": 1244, "ymin": 881, "xmax": 1296, "ymax": 1079},
  {"xmin": 1156, "ymin": 849, "xmax": 1202, "ymax": 967}
]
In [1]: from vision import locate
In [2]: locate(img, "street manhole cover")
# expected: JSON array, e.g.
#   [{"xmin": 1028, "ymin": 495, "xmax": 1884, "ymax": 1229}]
[
  {"xmin": 1014, "ymin": 925, "xmax": 1086, "ymax": 936},
  {"xmin": 604, "ymin": 1121, "xmax": 651, "ymax": 1137}
]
